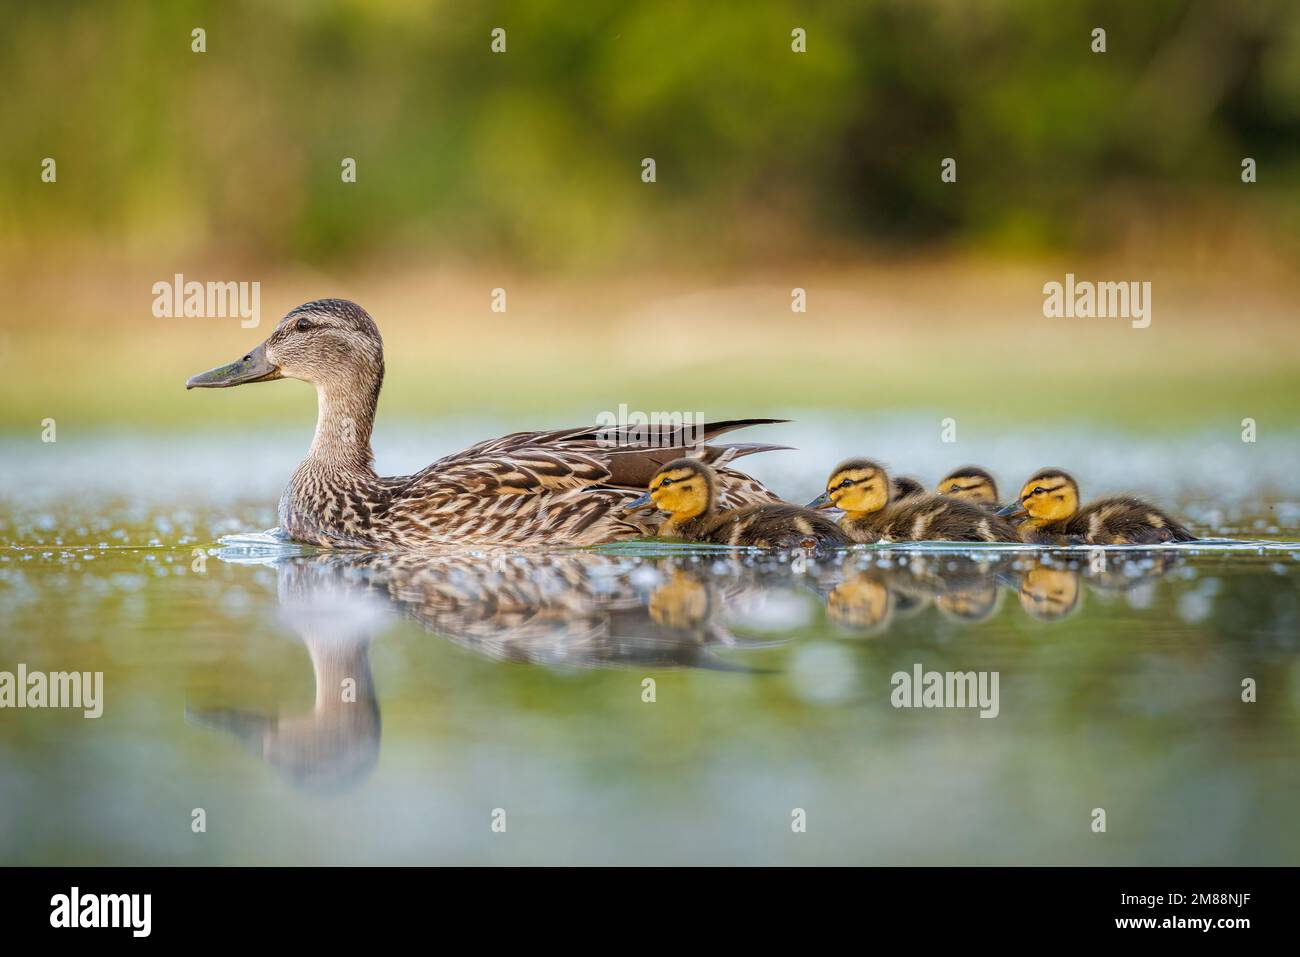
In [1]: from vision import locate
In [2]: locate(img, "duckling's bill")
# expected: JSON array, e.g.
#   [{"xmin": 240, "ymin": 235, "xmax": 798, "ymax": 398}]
[
  {"xmin": 186, "ymin": 342, "xmax": 282, "ymax": 389},
  {"xmin": 996, "ymin": 501, "xmax": 1027, "ymax": 518},
  {"xmin": 624, "ymin": 492, "xmax": 656, "ymax": 512},
  {"xmin": 806, "ymin": 492, "xmax": 833, "ymax": 509}
]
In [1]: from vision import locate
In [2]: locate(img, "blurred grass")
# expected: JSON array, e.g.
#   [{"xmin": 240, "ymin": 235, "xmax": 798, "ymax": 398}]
[{"xmin": 2, "ymin": 259, "xmax": 1297, "ymax": 433}]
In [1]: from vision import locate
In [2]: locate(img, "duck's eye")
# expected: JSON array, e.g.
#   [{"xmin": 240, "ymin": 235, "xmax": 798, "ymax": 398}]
[
  {"xmin": 837, "ymin": 479, "xmax": 853, "ymax": 489},
  {"xmin": 295, "ymin": 317, "xmax": 313, "ymax": 332},
  {"xmin": 659, "ymin": 477, "xmax": 674, "ymax": 488},
  {"xmin": 1032, "ymin": 487, "xmax": 1045, "ymax": 495}
]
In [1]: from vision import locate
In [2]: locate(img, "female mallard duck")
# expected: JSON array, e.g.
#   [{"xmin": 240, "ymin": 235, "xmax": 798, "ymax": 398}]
[
  {"xmin": 935, "ymin": 466, "xmax": 1000, "ymax": 509},
  {"xmin": 997, "ymin": 468, "xmax": 1195, "ymax": 545},
  {"xmin": 187, "ymin": 299, "xmax": 783, "ymax": 548},
  {"xmin": 808, "ymin": 459, "xmax": 1019, "ymax": 543},
  {"xmin": 627, "ymin": 458, "xmax": 850, "ymax": 549}
]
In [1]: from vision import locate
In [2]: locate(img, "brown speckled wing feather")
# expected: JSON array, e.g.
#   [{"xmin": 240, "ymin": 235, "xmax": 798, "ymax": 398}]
[
  {"xmin": 381, "ymin": 419, "xmax": 786, "ymax": 545},
  {"xmin": 303, "ymin": 419, "xmax": 786, "ymax": 547}
]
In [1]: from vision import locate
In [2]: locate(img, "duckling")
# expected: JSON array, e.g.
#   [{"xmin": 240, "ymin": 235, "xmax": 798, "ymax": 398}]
[
  {"xmin": 808, "ymin": 459, "xmax": 1019, "ymax": 543},
  {"xmin": 627, "ymin": 459, "xmax": 850, "ymax": 549},
  {"xmin": 936, "ymin": 466, "xmax": 1001, "ymax": 509},
  {"xmin": 998, "ymin": 468, "xmax": 1195, "ymax": 545},
  {"xmin": 891, "ymin": 475, "xmax": 926, "ymax": 501}
]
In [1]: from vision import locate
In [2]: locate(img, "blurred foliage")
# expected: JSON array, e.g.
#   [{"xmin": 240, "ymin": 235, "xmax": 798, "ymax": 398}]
[{"xmin": 2, "ymin": 0, "xmax": 1299, "ymax": 267}]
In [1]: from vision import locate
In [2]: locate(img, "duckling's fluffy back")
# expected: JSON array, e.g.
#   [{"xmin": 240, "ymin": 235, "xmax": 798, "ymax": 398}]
[
  {"xmin": 685, "ymin": 502, "xmax": 850, "ymax": 549},
  {"xmin": 848, "ymin": 493, "xmax": 1019, "ymax": 543},
  {"xmin": 1064, "ymin": 496, "xmax": 1196, "ymax": 544}
]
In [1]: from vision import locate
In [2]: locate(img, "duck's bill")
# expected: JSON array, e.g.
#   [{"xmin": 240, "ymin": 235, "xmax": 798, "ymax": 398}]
[
  {"xmin": 623, "ymin": 492, "xmax": 655, "ymax": 512},
  {"xmin": 186, "ymin": 343, "xmax": 282, "ymax": 389},
  {"xmin": 806, "ymin": 492, "xmax": 834, "ymax": 510},
  {"xmin": 996, "ymin": 501, "xmax": 1027, "ymax": 518}
]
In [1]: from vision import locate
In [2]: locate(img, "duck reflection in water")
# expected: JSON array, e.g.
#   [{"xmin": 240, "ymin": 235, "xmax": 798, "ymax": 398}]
[
  {"xmin": 189, "ymin": 548, "xmax": 780, "ymax": 792},
  {"xmin": 190, "ymin": 545, "xmax": 1187, "ymax": 789},
  {"xmin": 187, "ymin": 557, "xmax": 384, "ymax": 794}
]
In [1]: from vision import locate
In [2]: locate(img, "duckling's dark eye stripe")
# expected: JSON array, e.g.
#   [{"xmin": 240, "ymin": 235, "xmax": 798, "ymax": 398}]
[{"xmin": 1024, "ymin": 482, "xmax": 1066, "ymax": 500}]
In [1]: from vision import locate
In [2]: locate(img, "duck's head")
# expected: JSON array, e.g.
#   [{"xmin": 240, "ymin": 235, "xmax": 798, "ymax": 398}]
[
  {"xmin": 625, "ymin": 458, "xmax": 716, "ymax": 520},
  {"xmin": 808, "ymin": 458, "xmax": 890, "ymax": 515},
  {"xmin": 186, "ymin": 299, "xmax": 384, "ymax": 396},
  {"xmin": 937, "ymin": 466, "xmax": 999, "ymax": 506},
  {"xmin": 998, "ymin": 468, "xmax": 1080, "ymax": 522}
]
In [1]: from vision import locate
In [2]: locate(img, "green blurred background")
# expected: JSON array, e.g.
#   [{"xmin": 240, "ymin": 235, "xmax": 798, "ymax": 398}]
[{"xmin": 1, "ymin": 0, "xmax": 1299, "ymax": 431}]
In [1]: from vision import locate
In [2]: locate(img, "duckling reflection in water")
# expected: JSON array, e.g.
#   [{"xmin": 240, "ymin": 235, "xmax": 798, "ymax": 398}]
[
  {"xmin": 934, "ymin": 581, "xmax": 1003, "ymax": 623},
  {"xmin": 999, "ymin": 468, "xmax": 1195, "ymax": 545},
  {"xmin": 828, "ymin": 557, "xmax": 1005, "ymax": 627},
  {"xmin": 810, "ymin": 459, "xmax": 1019, "ymax": 543},
  {"xmin": 1082, "ymin": 551, "xmax": 1182, "ymax": 594},
  {"xmin": 628, "ymin": 458, "xmax": 849, "ymax": 549},
  {"xmin": 936, "ymin": 466, "xmax": 1001, "ymax": 510},
  {"xmin": 648, "ymin": 569, "xmax": 711, "ymax": 629},
  {"xmin": 1016, "ymin": 564, "xmax": 1083, "ymax": 621},
  {"xmin": 826, "ymin": 570, "xmax": 896, "ymax": 633}
]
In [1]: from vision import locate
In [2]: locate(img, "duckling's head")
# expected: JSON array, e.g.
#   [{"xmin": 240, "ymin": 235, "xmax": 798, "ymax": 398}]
[
  {"xmin": 891, "ymin": 476, "xmax": 926, "ymax": 501},
  {"xmin": 1000, "ymin": 468, "xmax": 1080, "ymax": 522},
  {"xmin": 187, "ymin": 299, "xmax": 384, "ymax": 399},
  {"xmin": 937, "ymin": 466, "xmax": 999, "ymax": 505},
  {"xmin": 808, "ymin": 459, "xmax": 890, "ymax": 515},
  {"xmin": 632, "ymin": 458, "xmax": 716, "ymax": 521}
]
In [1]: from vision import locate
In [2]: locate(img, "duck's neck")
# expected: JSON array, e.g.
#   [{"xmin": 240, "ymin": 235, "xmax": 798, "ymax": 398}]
[{"xmin": 304, "ymin": 378, "xmax": 379, "ymax": 475}]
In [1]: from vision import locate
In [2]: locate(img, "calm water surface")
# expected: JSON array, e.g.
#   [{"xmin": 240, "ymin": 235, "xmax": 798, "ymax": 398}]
[{"xmin": 2, "ymin": 423, "xmax": 1299, "ymax": 864}]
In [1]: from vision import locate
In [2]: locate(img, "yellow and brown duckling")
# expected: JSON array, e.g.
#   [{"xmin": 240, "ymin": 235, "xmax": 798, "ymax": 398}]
[
  {"xmin": 936, "ymin": 466, "xmax": 1001, "ymax": 509},
  {"xmin": 891, "ymin": 475, "xmax": 927, "ymax": 501},
  {"xmin": 809, "ymin": 459, "xmax": 1019, "ymax": 543},
  {"xmin": 628, "ymin": 459, "xmax": 850, "ymax": 549},
  {"xmin": 997, "ymin": 468, "xmax": 1195, "ymax": 545}
]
